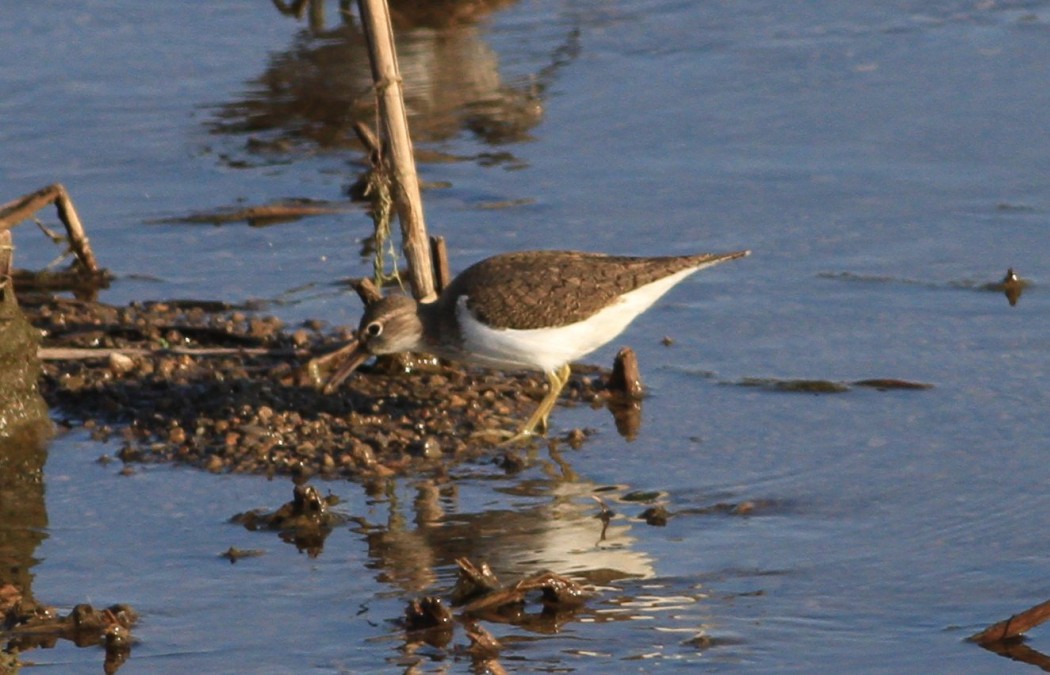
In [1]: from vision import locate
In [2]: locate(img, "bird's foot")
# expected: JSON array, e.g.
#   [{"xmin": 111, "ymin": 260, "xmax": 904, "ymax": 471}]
[
  {"xmin": 469, "ymin": 427, "xmax": 542, "ymax": 447},
  {"xmin": 498, "ymin": 429, "xmax": 541, "ymax": 447},
  {"xmin": 497, "ymin": 413, "xmax": 552, "ymax": 446}
]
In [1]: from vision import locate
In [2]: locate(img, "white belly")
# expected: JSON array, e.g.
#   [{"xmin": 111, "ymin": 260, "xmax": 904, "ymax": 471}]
[{"xmin": 455, "ymin": 265, "xmax": 700, "ymax": 372}]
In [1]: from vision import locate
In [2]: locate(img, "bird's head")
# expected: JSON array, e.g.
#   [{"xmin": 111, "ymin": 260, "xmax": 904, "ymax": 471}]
[
  {"xmin": 355, "ymin": 294, "xmax": 424, "ymax": 355},
  {"xmin": 322, "ymin": 294, "xmax": 423, "ymax": 392}
]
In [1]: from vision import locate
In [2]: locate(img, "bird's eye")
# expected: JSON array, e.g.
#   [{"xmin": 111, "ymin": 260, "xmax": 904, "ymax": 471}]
[{"xmin": 365, "ymin": 322, "xmax": 383, "ymax": 338}]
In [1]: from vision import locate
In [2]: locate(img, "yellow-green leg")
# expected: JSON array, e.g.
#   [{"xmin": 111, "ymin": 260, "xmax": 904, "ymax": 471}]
[
  {"xmin": 470, "ymin": 364, "xmax": 572, "ymax": 446},
  {"xmin": 502, "ymin": 364, "xmax": 572, "ymax": 445}
]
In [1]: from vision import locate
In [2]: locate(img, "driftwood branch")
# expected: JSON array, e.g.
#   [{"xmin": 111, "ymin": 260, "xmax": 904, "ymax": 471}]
[
  {"xmin": 969, "ymin": 597, "xmax": 1050, "ymax": 645},
  {"xmin": 0, "ymin": 183, "xmax": 99, "ymax": 273},
  {"xmin": 608, "ymin": 347, "xmax": 644, "ymax": 399},
  {"xmin": 430, "ymin": 235, "xmax": 450, "ymax": 294}
]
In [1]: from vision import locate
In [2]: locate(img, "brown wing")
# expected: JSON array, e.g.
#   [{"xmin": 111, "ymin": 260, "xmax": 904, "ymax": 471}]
[{"xmin": 442, "ymin": 250, "xmax": 739, "ymax": 330}]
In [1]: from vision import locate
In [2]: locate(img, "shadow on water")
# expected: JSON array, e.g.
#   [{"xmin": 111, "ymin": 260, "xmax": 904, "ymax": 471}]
[{"xmin": 0, "ymin": 423, "xmax": 50, "ymax": 618}]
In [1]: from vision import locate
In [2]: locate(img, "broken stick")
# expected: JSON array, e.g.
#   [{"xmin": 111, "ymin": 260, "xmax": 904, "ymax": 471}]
[{"xmin": 969, "ymin": 597, "xmax": 1050, "ymax": 645}]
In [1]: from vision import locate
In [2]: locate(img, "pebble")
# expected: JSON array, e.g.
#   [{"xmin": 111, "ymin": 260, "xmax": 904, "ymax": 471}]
[
  {"xmin": 108, "ymin": 352, "xmax": 135, "ymax": 375},
  {"xmin": 419, "ymin": 436, "xmax": 443, "ymax": 459}
]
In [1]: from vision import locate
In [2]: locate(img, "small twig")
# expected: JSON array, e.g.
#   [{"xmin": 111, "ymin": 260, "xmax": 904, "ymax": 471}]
[
  {"xmin": 352, "ymin": 277, "xmax": 383, "ymax": 306},
  {"xmin": 38, "ymin": 346, "xmax": 289, "ymax": 361},
  {"xmin": 352, "ymin": 121, "xmax": 382, "ymax": 163}
]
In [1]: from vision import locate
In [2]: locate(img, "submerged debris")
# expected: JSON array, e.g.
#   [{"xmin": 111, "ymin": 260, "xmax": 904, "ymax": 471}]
[
  {"xmin": 452, "ymin": 557, "xmax": 590, "ymax": 616},
  {"xmin": 640, "ymin": 505, "xmax": 670, "ymax": 526},
  {"xmin": 737, "ymin": 378, "xmax": 850, "ymax": 394},
  {"xmin": 220, "ymin": 547, "xmax": 265, "ymax": 563},
  {"xmin": 983, "ymin": 267, "xmax": 1028, "ymax": 307},
  {"xmin": 146, "ymin": 198, "xmax": 352, "ymax": 227},
  {"xmin": 399, "ymin": 556, "xmax": 593, "ymax": 670},
  {"xmin": 231, "ymin": 484, "xmax": 345, "ymax": 557},
  {"xmin": 736, "ymin": 377, "xmax": 933, "ymax": 393},
  {"xmin": 852, "ymin": 378, "xmax": 934, "ymax": 391},
  {"xmin": 461, "ymin": 620, "xmax": 505, "ymax": 674},
  {"xmin": 404, "ymin": 596, "xmax": 454, "ymax": 632},
  {"xmin": 2, "ymin": 594, "xmax": 137, "ymax": 673},
  {"xmin": 451, "ymin": 558, "xmax": 503, "ymax": 607}
]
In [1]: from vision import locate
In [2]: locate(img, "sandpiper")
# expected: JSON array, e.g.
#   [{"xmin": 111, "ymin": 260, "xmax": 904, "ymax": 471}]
[{"xmin": 325, "ymin": 249, "xmax": 749, "ymax": 442}]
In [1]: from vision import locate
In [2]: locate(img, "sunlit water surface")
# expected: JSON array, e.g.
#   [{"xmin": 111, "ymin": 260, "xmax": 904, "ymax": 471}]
[{"xmin": 2, "ymin": 0, "xmax": 1049, "ymax": 672}]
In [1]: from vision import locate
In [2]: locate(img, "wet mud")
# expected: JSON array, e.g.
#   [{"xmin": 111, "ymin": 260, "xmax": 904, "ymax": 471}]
[{"xmin": 24, "ymin": 292, "xmax": 616, "ymax": 480}]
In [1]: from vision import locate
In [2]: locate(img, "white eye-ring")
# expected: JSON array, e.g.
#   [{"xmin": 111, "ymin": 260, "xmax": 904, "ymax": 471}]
[{"xmin": 365, "ymin": 322, "xmax": 383, "ymax": 337}]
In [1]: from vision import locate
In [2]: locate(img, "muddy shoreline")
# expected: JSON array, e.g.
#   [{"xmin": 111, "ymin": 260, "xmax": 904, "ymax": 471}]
[{"xmin": 24, "ymin": 291, "xmax": 614, "ymax": 481}]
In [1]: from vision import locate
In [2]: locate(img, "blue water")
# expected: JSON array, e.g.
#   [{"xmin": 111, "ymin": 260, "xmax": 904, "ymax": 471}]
[{"xmin": 3, "ymin": 0, "xmax": 1049, "ymax": 672}]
